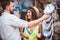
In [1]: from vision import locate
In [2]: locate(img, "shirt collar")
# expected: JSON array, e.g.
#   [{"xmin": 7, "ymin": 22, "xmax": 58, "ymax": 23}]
[{"xmin": 2, "ymin": 12, "xmax": 11, "ymax": 15}]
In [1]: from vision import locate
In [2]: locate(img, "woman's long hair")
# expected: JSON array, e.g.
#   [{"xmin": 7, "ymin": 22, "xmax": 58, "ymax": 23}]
[{"xmin": 26, "ymin": 7, "xmax": 40, "ymax": 21}]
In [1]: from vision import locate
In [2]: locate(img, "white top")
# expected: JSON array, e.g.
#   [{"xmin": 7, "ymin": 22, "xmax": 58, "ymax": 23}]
[
  {"xmin": 42, "ymin": 16, "xmax": 53, "ymax": 37},
  {"xmin": 0, "ymin": 12, "xmax": 28, "ymax": 40}
]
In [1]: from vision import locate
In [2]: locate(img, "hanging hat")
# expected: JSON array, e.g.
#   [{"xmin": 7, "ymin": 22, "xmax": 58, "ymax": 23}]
[
  {"xmin": 33, "ymin": 6, "xmax": 40, "ymax": 18},
  {"xmin": 44, "ymin": 4, "xmax": 55, "ymax": 14}
]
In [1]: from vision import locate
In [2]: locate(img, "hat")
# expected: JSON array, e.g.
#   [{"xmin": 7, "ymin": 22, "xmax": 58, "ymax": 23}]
[
  {"xmin": 33, "ymin": 6, "xmax": 40, "ymax": 18},
  {"xmin": 44, "ymin": 4, "xmax": 55, "ymax": 14}
]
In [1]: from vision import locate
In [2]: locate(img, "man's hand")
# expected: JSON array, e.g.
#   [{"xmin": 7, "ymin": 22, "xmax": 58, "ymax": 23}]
[
  {"xmin": 20, "ymin": 32, "xmax": 29, "ymax": 39},
  {"xmin": 24, "ymin": 34, "xmax": 29, "ymax": 39},
  {"xmin": 41, "ymin": 14, "xmax": 50, "ymax": 20}
]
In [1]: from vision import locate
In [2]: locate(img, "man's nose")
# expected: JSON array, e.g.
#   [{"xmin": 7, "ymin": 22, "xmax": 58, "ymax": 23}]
[{"xmin": 14, "ymin": 7, "xmax": 15, "ymax": 9}]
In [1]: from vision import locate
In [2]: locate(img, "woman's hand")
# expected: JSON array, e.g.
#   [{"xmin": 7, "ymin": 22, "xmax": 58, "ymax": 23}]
[{"xmin": 37, "ymin": 33, "xmax": 42, "ymax": 38}]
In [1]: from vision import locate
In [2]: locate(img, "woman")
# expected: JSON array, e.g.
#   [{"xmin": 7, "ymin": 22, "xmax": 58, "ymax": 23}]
[{"xmin": 20, "ymin": 6, "xmax": 42, "ymax": 40}]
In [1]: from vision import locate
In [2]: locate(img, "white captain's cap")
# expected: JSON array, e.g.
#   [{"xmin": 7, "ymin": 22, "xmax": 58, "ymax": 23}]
[{"xmin": 44, "ymin": 4, "xmax": 55, "ymax": 14}]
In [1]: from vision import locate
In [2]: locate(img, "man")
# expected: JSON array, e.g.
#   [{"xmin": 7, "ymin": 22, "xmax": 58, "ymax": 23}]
[
  {"xmin": 0, "ymin": 0, "xmax": 50, "ymax": 40},
  {"xmin": 0, "ymin": 0, "xmax": 3, "ymax": 40}
]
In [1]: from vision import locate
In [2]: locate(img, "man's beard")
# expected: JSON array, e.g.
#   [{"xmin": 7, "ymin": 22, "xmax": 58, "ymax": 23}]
[{"xmin": 10, "ymin": 10, "xmax": 14, "ymax": 14}]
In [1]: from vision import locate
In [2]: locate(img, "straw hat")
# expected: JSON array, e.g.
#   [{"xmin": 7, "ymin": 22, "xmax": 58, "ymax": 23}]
[{"xmin": 32, "ymin": 6, "xmax": 40, "ymax": 18}]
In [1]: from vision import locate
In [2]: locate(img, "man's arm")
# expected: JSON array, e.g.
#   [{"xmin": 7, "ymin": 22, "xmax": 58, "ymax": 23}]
[
  {"xmin": 28, "ymin": 14, "xmax": 50, "ymax": 28},
  {"xmin": 9, "ymin": 14, "xmax": 50, "ymax": 28}
]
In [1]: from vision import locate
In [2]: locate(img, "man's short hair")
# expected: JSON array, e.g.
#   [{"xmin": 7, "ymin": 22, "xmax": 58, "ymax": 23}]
[{"xmin": 1, "ymin": 0, "xmax": 13, "ymax": 10}]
